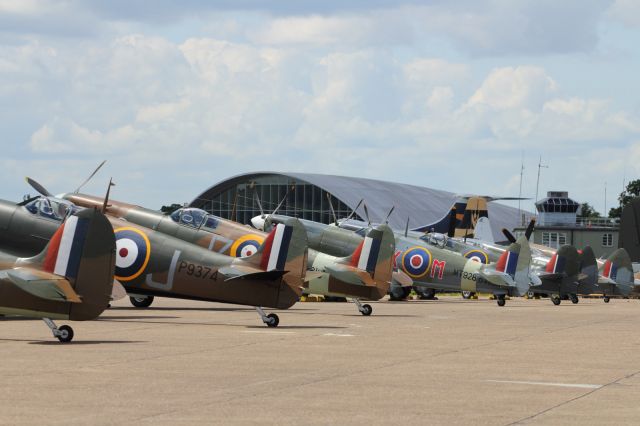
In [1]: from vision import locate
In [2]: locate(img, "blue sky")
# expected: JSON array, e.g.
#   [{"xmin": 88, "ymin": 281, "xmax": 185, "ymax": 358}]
[{"xmin": 0, "ymin": 0, "xmax": 639, "ymax": 215}]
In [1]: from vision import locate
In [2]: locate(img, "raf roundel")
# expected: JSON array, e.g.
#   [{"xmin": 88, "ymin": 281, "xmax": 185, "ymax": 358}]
[
  {"xmin": 464, "ymin": 250, "xmax": 489, "ymax": 264},
  {"xmin": 401, "ymin": 246, "xmax": 432, "ymax": 279},
  {"xmin": 230, "ymin": 234, "xmax": 265, "ymax": 258},
  {"xmin": 114, "ymin": 227, "xmax": 151, "ymax": 281}
]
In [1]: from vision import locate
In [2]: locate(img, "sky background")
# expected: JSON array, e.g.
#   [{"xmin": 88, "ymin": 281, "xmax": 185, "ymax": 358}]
[{"xmin": 1, "ymin": 0, "xmax": 639, "ymax": 217}]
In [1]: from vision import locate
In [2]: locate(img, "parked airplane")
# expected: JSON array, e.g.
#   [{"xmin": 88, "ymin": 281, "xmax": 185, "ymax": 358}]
[
  {"xmin": 0, "ymin": 194, "xmax": 307, "ymax": 327},
  {"xmin": 0, "ymin": 208, "xmax": 115, "ymax": 342},
  {"xmin": 55, "ymin": 192, "xmax": 395, "ymax": 316}
]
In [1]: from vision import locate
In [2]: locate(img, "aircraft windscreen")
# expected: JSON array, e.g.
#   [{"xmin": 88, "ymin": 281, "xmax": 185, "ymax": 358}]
[
  {"xmin": 203, "ymin": 216, "xmax": 219, "ymax": 230},
  {"xmin": 27, "ymin": 197, "xmax": 75, "ymax": 221},
  {"xmin": 171, "ymin": 208, "xmax": 207, "ymax": 228}
]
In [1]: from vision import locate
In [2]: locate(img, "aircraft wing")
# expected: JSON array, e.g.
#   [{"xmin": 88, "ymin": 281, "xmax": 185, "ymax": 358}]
[{"xmin": 1, "ymin": 267, "xmax": 82, "ymax": 303}]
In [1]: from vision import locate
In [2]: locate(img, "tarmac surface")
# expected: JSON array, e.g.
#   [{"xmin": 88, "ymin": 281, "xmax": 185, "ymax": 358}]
[{"xmin": 1, "ymin": 296, "xmax": 640, "ymax": 425}]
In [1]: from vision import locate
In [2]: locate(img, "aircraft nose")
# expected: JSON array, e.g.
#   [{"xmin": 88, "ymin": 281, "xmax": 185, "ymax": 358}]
[{"xmin": 251, "ymin": 215, "xmax": 266, "ymax": 230}]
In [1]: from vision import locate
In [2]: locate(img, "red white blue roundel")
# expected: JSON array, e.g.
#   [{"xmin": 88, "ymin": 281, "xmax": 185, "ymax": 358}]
[
  {"xmin": 401, "ymin": 246, "xmax": 432, "ymax": 279},
  {"xmin": 114, "ymin": 227, "xmax": 151, "ymax": 281},
  {"xmin": 464, "ymin": 250, "xmax": 489, "ymax": 264},
  {"xmin": 230, "ymin": 234, "xmax": 264, "ymax": 258}
]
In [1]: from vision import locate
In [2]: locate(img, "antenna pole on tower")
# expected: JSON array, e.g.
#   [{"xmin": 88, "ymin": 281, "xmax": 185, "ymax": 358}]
[
  {"xmin": 518, "ymin": 153, "xmax": 524, "ymax": 225},
  {"xmin": 534, "ymin": 155, "xmax": 548, "ymax": 216}
]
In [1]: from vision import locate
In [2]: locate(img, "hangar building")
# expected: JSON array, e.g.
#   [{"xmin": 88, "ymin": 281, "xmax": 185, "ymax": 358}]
[{"xmin": 189, "ymin": 172, "xmax": 523, "ymax": 241}]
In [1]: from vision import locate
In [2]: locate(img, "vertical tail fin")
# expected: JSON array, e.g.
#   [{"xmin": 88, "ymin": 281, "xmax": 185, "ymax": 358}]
[
  {"xmin": 241, "ymin": 217, "xmax": 308, "ymax": 285},
  {"xmin": 24, "ymin": 208, "xmax": 116, "ymax": 320},
  {"xmin": 545, "ymin": 246, "xmax": 580, "ymax": 277},
  {"xmin": 344, "ymin": 224, "xmax": 395, "ymax": 283},
  {"xmin": 578, "ymin": 246, "xmax": 597, "ymax": 285},
  {"xmin": 599, "ymin": 248, "xmax": 634, "ymax": 293},
  {"xmin": 494, "ymin": 235, "xmax": 533, "ymax": 295},
  {"xmin": 619, "ymin": 197, "xmax": 640, "ymax": 262}
]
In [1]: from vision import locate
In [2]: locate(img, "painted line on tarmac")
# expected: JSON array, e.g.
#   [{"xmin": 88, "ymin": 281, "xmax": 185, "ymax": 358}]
[
  {"xmin": 323, "ymin": 333, "xmax": 355, "ymax": 337},
  {"xmin": 485, "ymin": 380, "xmax": 602, "ymax": 389}
]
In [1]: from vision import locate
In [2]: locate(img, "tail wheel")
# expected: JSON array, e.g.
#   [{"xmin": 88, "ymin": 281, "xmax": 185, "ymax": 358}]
[
  {"xmin": 462, "ymin": 291, "xmax": 476, "ymax": 300},
  {"xmin": 496, "ymin": 295, "xmax": 506, "ymax": 307},
  {"xmin": 57, "ymin": 325, "xmax": 74, "ymax": 343},
  {"xmin": 570, "ymin": 294, "xmax": 579, "ymax": 304},
  {"xmin": 603, "ymin": 296, "xmax": 610, "ymax": 303},
  {"xmin": 266, "ymin": 313, "xmax": 279, "ymax": 327},
  {"xmin": 360, "ymin": 304, "xmax": 373, "ymax": 316},
  {"xmin": 551, "ymin": 296, "xmax": 561, "ymax": 306},
  {"xmin": 130, "ymin": 296, "xmax": 154, "ymax": 308}
]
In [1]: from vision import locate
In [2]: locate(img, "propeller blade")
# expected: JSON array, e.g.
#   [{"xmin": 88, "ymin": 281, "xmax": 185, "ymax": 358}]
[
  {"xmin": 253, "ymin": 191, "xmax": 265, "ymax": 218},
  {"xmin": 25, "ymin": 177, "xmax": 53, "ymax": 197},
  {"xmin": 344, "ymin": 199, "xmax": 363, "ymax": 222},
  {"xmin": 74, "ymin": 160, "xmax": 106, "ymax": 193},
  {"xmin": 363, "ymin": 203, "xmax": 371, "ymax": 226},
  {"xmin": 502, "ymin": 228, "xmax": 517, "ymax": 243},
  {"xmin": 446, "ymin": 207, "xmax": 457, "ymax": 238},
  {"xmin": 384, "ymin": 206, "xmax": 395, "ymax": 224},
  {"xmin": 272, "ymin": 186, "xmax": 294, "ymax": 215},
  {"xmin": 404, "ymin": 216, "xmax": 409, "ymax": 237},
  {"xmin": 326, "ymin": 193, "xmax": 338, "ymax": 225},
  {"xmin": 525, "ymin": 219, "xmax": 536, "ymax": 240}
]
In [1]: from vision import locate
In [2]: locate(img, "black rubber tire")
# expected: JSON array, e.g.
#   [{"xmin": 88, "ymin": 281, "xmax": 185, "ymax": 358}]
[
  {"xmin": 130, "ymin": 296, "xmax": 154, "ymax": 308},
  {"xmin": 266, "ymin": 313, "xmax": 279, "ymax": 327},
  {"xmin": 57, "ymin": 325, "xmax": 74, "ymax": 343},
  {"xmin": 462, "ymin": 291, "xmax": 476, "ymax": 299},
  {"xmin": 604, "ymin": 296, "xmax": 610, "ymax": 303},
  {"xmin": 417, "ymin": 288, "xmax": 436, "ymax": 300},
  {"xmin": 552, "ymin": 296, "xmax": 561, "ymax": 306},
  {"xmin": 389, "ymin": 286, "xmax": 411, "ymax": 301},
  {"xmin": 361, "ymin": 304, "xmax": 373, "ymax": 316},
  {"xmin": 497, "ymin": 298, "xmax": 506, "ymax": 307},
  {"xmin": 570, "ymin": 294, "xmax": 579, "ymax": 304}
]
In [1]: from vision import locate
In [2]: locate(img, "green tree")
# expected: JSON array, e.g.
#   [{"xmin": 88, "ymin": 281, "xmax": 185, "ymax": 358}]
[
  {"xmin": 578, "ymin": 202, "xmax": 601, "ymax": 218},
  {"xmin": 609, "ymin": 179, "xmax": 640, "ymax": 218}
]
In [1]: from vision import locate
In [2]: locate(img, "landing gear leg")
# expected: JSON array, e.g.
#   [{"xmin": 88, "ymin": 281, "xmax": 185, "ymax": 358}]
[
  {"xmin": 256, "ymin": 307, "xmax": 279, "ymax": 327},
  {"xmin": 43, "ymin": 318, "xmax": 74, "ymax": 343},
  {"xmin": 496, "ymin": 294, "xmax": 506, "ymax": 307},
  {"xmin": 353, "ymin": 299, "xmax": 373, "ymax": 316}
]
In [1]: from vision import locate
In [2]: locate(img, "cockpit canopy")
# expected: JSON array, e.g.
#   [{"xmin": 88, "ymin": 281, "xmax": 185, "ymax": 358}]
[
  {"xmin": 170, "ymin": 208, "xmax": 219, "ymax": 229},
  {"xmin": 24, "ymin": 197, "xmax": 76, "ymax": 221},
  {"xmin": 420, "ymin": 232, "xmax": 450, "ymax": 248}
]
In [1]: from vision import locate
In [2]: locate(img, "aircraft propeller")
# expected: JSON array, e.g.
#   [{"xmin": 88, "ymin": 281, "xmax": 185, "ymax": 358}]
[
  {"xmin": 363, "ymin": 203, "xmax": 371, "ymax": 226},
  {"xmin": 446, "ymin": 207, "xmax": 457, "ymax": 238},
  {"xmin": 502, "ymin": 218, "xmax": 536, "ymax": 243},
  {"xmin": 404, "ymin": 216, "xmax": 410, "ymax": 237},
  {"xmin": 383, "ymin": 206, "xmax": 395, "ymax": 224},
  {"xmin": 74, "ymin": 160, "xmax": 106, "ymax": 194},
  {"xmin": 326, "ymin": 193, "xmax": 339, "ymax": 225},
  {"xmin": 343, "ymin": 199, "xmax": 363, "ymax": 223},
  {"xmin": 25, "ymin": 177, "xmax": 53, "ymax": 197}
]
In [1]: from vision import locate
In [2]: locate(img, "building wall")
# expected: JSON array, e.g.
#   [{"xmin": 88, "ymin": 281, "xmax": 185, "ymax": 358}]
[{"xmin": 530, "ymin": 228, "xmax": 619, "ymax": 258}]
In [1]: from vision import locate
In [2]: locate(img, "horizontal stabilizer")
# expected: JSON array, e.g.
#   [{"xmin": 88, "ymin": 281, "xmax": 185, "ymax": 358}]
[
  {"xmin": 4, "ymin": 267, "xmax": 82, "ymax": 303},
  {"xmin": 325, "ymin": 264, "xmax": 375, "ymax": 286},
  {"xmin": 218, "ymin": 266, "xmax": 287, "ymax": 283},
  {"xmin": 479, "ymin": 269, "xmax": 515, "ymax": 287}
]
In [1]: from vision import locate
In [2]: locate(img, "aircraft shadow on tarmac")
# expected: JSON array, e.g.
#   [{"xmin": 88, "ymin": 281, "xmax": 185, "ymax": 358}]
[
  {"xmin": 99, "ymin": 318, "xmax": 348, "ymax": 330},
  {"xmin": 110, "ymin": 306, "xmax": 256, "ymax": 312},
  {"xmin": 99, "ymin": 315, "xmax": 179, "ymax": 320},
  {"xmin": 0, "ymin": 338, "xmax": 146, "ymax": 345}
]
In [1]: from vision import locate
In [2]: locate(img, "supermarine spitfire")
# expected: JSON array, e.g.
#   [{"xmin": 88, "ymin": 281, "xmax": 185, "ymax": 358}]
[
  {"xmin": 0, "ymin": 192, "xmax": 308, "ymax": 327},
  {"xmin": 55, "ymin": 192, "xmax": 395, "ymax": 316},
  {"xmin": 0, "ymin": 208, "xmax": 115, "ymax": 342}
]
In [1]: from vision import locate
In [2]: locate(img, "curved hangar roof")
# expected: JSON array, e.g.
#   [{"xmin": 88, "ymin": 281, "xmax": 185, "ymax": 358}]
[{"xmin": 190, "ymin": 172, "xmax": 524, "ymax": 241}]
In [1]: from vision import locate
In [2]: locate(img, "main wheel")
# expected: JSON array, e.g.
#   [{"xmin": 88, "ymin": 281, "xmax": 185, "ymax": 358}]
[
  {"xmin": 462, "ymin": 291, "xmax": 476, "ymax": 300},
  {"xmin": 604, "ymin": 296, "xmax": 610, "ymax": 303},
  {"xmin": 551, "ymin": 296, "xmax": 561, "ymax": 306},
  {"xmin": 130, "ymin": 296, "xmax": 154, "ymax": 308},
  {"xmin": 570, "ymin": 294, "xmax": 579, "ymax": 304},
  {"xmin": 496, "ymin": 297, "xmax": 506, "ymax": 307},
  {"xmin": 57, "ymin": 325, "xmax": 74, "ymax": 343},
  {"xmin": 266, "ymin": 313, "xmax": 279, "ymax": 327},
  {"xmin": 417, "ymin": 288, "xmax": 436, "ymax": 300},
  {"xmin": 360, "ymin": 304, "xmax": 373, "ymax": 316},
  {"xmin": 389, "ymin": 286, "xmax": 411, "ymax": 301}
]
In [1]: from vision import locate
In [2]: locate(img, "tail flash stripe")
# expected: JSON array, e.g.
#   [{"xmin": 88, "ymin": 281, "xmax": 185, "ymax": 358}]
[
  {"xmin": 53, "ymin": 216, "xmax": 78, "ymax": 277},
  {"xmin": 357, "ymin": 237, "xmax": 373, "ymax": 271},
  {"xmin": 497, "ymin": 251, "xmax": 518, "ymax": 277},
  {"xmin": 53, "ymin": 216, "xmax": 90, "ymax": 279},
  {"xmin": 266, "ymin": 224, "xmax": 292, "ymax": 271},
  {"xmin": 364, "ymin": 238, "xmax": 382, "ymax": 273},
  {"xmin": 43, "ymin": 223, "xmax": 65, "ymax": 273},
  {"xmin": 603, "ymin": 260, "xmax": 617, "ymax": 279}
]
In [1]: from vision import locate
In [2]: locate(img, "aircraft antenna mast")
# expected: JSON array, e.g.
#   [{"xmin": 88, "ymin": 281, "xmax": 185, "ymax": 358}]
[
  {"xmin": 518, "ymin": 153, "xmax": 524, "ymax": 225},
  {"xmin": 534, "ymin": 156, "xmax": 548, "ymax": 216}
]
